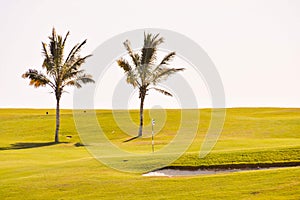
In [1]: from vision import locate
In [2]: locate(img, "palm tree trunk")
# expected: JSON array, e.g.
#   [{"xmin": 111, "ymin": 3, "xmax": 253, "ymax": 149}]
[
  {"xmin": 138, "ymin": 93, "xmax": 145, "ymax": 137},
  {"xmin": 55, "ymin": 98, "xmax": 60, "ymax": 143}
]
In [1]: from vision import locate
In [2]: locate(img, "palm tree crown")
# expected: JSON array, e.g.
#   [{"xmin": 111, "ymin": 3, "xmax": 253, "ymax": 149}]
[{"xmin": 22, "ymin": 28, "xmax": 94, "ymax": 98}]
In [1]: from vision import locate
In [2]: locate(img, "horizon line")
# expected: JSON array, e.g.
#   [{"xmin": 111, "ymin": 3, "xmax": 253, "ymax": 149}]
[{"xmin": 1, "ymin": 106, "xmax": 300, "ymax": 110}]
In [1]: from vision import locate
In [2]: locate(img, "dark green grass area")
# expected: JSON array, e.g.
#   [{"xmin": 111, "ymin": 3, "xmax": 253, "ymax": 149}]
[
  {"xmin": 0, "ymin": 108, "xmax": 299, "ymax": 199},
  {"xmin": 173, "ymin": 147, "xmax": 300, "ymax": 168}
]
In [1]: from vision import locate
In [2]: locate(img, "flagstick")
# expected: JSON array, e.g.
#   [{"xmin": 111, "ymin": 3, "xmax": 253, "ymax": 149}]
[{"xmin": 152, "ymin": 119, "xmax": 155, "ymax": 153}]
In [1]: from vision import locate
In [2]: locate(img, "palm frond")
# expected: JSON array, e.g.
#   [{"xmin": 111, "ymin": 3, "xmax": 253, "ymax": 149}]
[
  {"xmin": 64, "ymin": 74, "xmax": 95, "ymax": 88},
  {"xmin": 22, "ymin": 69, "xmax": 54, "ymax": 89},
  {"xmin": 117, "ymin": 58, "xmax": 132, "ymax": 72},
  {"xmin": 64, "ymin": 40, "xmax": 87, "ymax": 65},
  {"xmin": 152, "ymin": 68, "xmax": 185, "ymax": 85},
  {"xmin": 141, "ymin": 32, "xmax": 164, "ymax": 66},
  {"xmin": 117, "ymin": 58, "xmax": 140, "ymax": 87},
  {"xmin": 77, "ymin": 74, "xmax": 95, "ymax": 84},
  {"xmin": 151, "ymin": 87, "xmax": 172, "ymax": 97},
  {"xmin": 151, "ymin": 33, "xmax": 164, "ymax": 47},
  {"xmin": 141, "ymin": 47, "xmax": 155, "ymax": 66},
  {"xmin": 59, "ymin": 40, "xmax": 92, "ymax": 89},
  {"xmin": 151, "ymin": 51, "xmax": 176, "ymax": 77},
  {"xmin": 123, "ymin": 40, "xmax": 140, "ymax": 67},
  {"xmin": 64, "ymin": 80, "xmax": 82, "ymax": 88},
  {"xmin": 139, "ymin": 63, "xmax": 153, "ymax": 85},
  {"xmin": 126, "ymin": 71, "xmax": 139, "ymax": 87},
  {"xmin": 48, "ymin": 28, "xmax": 66, "ymax": 80},
  {"xmin": 41, "ymin": 42, "xmax": 54, "ymax": 73},
  {"xmin": 159, "ymin": 52, "xmax": 176, "ymax": 66},
  {"xmin": 62, "ymin": 31, "xmax": 70, "ymax": 47},
  {"xmin": 61, "ymin": 69, "xmax": 84, "ymax": 81},
  {"xmin": 49, "ymin": 28, "xmax": 58, "ymax": 59},
  {"xmin": 66, "ymin": 54, "xmax": 92, "ymax": 71},
  {"xmin": 65, "ymin": 43, "xmax": 79, "ymax": 63}
]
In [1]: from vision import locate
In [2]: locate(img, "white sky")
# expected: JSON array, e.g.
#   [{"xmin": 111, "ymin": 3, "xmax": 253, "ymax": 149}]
[{"xmin": 0, "ymin": 0, "xmax": 300, "ymax": 109}]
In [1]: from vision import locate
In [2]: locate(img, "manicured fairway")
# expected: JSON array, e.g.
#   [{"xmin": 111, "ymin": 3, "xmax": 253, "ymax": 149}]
[{"xmin": 0, "ymin": 108, "xmax": 299, "ymax": 199}]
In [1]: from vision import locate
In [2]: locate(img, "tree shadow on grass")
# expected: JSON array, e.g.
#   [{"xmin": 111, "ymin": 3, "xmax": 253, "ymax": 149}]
[
  {"xmin": 123, "ymin": 136, "xmax": 139, "ymax": 143},
  {"xmin": 0, "ymin": 142, "xmax": 66, "ymax": 150}
]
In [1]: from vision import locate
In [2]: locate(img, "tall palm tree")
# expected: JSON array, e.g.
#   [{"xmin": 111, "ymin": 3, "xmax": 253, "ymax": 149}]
[
  {"xmin": 22, "ymin": 28, "xmax": 95, "ymax": 143},
  {"xmin": 117, "ymin": 32, "xmax": 185, "ymax": 137}
]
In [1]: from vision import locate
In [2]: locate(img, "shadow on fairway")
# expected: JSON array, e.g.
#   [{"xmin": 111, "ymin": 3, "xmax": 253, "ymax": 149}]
[
  {"xmin": 123, "ymin": 136, "xmax": 139, "ymax": 143},
  {"xmin": 0, "ymin": 142, "xmax": 65, "ymax": 150}
]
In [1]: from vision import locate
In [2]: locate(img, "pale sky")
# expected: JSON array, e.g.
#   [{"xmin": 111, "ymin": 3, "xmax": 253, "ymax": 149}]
[{"xmin": 1, "ymin": 0, "xmax": 300, "ymax": 109}]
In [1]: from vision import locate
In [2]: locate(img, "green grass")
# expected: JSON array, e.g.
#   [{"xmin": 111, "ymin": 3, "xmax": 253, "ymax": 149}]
[{"xmin": 0, "ymin": 108, "xmax": 299, "ymax": 199}]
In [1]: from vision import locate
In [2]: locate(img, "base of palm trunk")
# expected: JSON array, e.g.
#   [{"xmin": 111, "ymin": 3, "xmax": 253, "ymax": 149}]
[{"xmin": 138, "ymin": 127, "xmax": 143, "ymax": 137}]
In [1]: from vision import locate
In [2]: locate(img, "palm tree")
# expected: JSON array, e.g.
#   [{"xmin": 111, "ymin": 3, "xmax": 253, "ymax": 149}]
[
  {"xmin": 22, "ymin": 28, "xmax": 95, "ymax": 143},
  {"xmin": 117, "ymin": 32, "xmax": 185, "ymax": 137}
]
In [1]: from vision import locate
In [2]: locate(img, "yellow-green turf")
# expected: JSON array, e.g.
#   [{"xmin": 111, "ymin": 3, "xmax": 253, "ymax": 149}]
[{"xmin": 0, "ymin": 108, "xmax": 299, "ymax": 199}]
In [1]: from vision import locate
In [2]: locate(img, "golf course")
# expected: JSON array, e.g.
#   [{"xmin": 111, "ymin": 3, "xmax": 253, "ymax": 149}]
[
  {"xmin": 1, "ymin": 108, "xmax": 299, "ymax": 199},
  {"xmin": 1, "ymin": 0, "xmax": 299, "ymax": 199}
]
